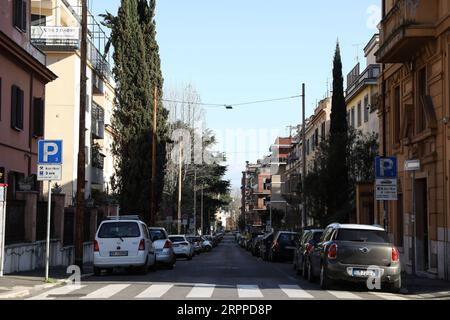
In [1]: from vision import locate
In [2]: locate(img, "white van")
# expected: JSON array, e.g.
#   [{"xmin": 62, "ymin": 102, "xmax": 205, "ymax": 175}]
[{"xmin": 93, "ymin": 216, "xmax": 156, "ymax": 275}]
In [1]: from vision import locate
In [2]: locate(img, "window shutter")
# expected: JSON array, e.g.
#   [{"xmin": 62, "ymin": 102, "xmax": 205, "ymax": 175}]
[
  {"xmin": 21, "ymin": 0, "xmax": 27, "ymax": 32},
  {"xmin": 33, "ymin": 98, "xmax": 44, "ymax": 137},
  {"xmin": 11, "ymin": 86, "xmax": 17, "ymax": 129},
  {"xmin": 18, "ymin": 88, "xmax": 24, "ymax": 130}
]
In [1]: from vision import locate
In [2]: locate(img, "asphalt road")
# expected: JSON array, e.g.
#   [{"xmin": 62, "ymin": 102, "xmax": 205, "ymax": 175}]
[{"xmin": 24, "ymin": 234, "xmax": 419, "ymax": 300}]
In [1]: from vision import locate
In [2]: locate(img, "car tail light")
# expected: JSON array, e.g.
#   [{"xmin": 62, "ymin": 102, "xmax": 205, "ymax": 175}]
[
  {"xmin": 392, "ymin": 246, "xmax": 399, "ymax": 262},
  {"xmin": 306, "ymin": 243, "xmax": 313, "ymax": 253},
  {"xmin": 94, "ymin": 240, "xmax": 99, "ymax": 252},
  {"xmin": 274, "ymin": 240, "xmax": 280, "ymax": 250},
  {"xmin": 164, "ymin": 240, "xmax": 172, "ymax": 249},
  {"xmin": 139, "ymin": 239, "xmax": 145, "ymax": 251},
  {"xmin": 328, "ymin": 243, "xmax": 337, "ymax": 260}
]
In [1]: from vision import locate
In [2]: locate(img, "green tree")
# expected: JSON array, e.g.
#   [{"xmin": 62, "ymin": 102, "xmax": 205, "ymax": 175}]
[
  {"xmin": 326, "ymin": 42, "xmax": 350, "ymax": 222},
  {"xmin": 101, "ymin": 0, "xmax": 168, "ymax": 223}
]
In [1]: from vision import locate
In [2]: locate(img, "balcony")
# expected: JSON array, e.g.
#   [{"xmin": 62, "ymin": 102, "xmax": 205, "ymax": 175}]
[
  {"xmin": 376, "ymin": 0, "xmax": 437, "ymax": 63},
  {"xmin": 31, "ymin": 26, "xmax": 80, "ymax": 51},
  {"xmin": 91, "ymin": 167, "xmax": 104, "ymax": 186},
  {"xmin": 91, "ymin": 103, "xmax": 105, "ymax": 139},
  {"xmin": 345, "ymin": 64, "xmax": 380, "ymax": 101}
]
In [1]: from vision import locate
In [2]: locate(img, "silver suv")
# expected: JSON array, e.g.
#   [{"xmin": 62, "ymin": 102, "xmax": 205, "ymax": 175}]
[{"xmin": 307, "ymin": 224, "xmax": 401, "ymax": 292}]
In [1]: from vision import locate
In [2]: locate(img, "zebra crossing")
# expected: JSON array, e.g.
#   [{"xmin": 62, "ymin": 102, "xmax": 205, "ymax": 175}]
[{"xmin": 25, "ymin": 282, "xmax": 417, "ymax": 300}]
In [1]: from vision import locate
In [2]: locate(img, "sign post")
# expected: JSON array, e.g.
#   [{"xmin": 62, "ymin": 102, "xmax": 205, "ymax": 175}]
[
  {"xmin": 375, "ymin": 157, "xmax": 398, "ymax": 230},
  {"xmin": 405, "ymin": 159, "xmax": 420, "ymax": 275},
  {"xmin": 38, "ymin": 140, "xmax": 63, "ymax": 281},
  {"xmin": 0, "ymin": 173, "xmax": 7, "ymax": 276}
]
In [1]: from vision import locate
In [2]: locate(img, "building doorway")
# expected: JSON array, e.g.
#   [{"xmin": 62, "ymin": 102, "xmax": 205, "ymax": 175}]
[{"xmin": 415, "ymin": 178, "xmax": 429, "ymax": 272}]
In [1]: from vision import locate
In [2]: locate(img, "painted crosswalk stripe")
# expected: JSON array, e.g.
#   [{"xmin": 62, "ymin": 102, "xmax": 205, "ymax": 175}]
[
  {"xmin": 368, "ymin": 291, "xmax": 408, "ymax": 300},
  {"xmin": 327, "ymin": 290, "xmax": 363, "ymax": 299},
  {"xmin": 237, "ymin": 285, "xmax": 263, "ymax": 298},
  {"xmin": 135, "ymin": 284, "xmax": 174, "ymax": 298},
  {"xmin": 81, "ymin": 284, "xmax": 130, "ymax": 299},
  {"xmin": 187, "ymin": 284, "xmax": 216, "ymax": 298},
  {"xmin": 28, "ymin": 285, "xmax": 86, "ymax": 300},
  {"xmin": 279, "ymin": 284, "xmax": 314, "ymax": 299}
]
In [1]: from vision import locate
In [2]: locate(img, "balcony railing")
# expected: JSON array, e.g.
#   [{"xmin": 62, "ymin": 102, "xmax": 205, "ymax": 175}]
[
  {"xmin": 31, "ymin": 26, "xmax": 80, "ymax": 50},
  {"xmin": 376, "ymin": 0, "xmax": 437, "ymax": 63},
  {"xmin": 345, "ymin": 64, "xmax": 380, "ymax": 100},
  {"xmin": 91, "ymin": 103, "xmax": 105, "ymax": 139}
]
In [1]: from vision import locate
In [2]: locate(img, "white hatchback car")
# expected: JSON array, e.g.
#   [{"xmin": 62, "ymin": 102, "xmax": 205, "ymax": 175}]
[
  {"xmin": 168, "ymin": 235, "xmax": 194, "ymax": 260},
  {"xmin": 94, "ymin": 216, "xmax": 156, "ymax": 275}
]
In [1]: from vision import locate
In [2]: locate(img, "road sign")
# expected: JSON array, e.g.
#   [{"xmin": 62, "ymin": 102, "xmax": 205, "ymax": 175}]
[
  {"xmin": 375, "ymin": 179, "xmax": 398, "ymax": 201},
  {"xmin": 375, "ymin": 157, "xmax": 397, "ymax": 179},
  {"xmin": 38, "ymin": 140, "xmax": 63, "ymax": 164},
  {"xmin": 405, "ymin": 159, "xmax": 420, "ymax": 171},
  {"xmin": 37, "ymin": 164, "xmax": 62, "ymax": 181}
]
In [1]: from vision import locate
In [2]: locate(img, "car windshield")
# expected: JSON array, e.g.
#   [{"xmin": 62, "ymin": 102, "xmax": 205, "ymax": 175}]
[
  {"xmin": 336, "ymin": 229, "xmax": 390, "ymax": 243},
  {"xmin": 279, "ymin": 233, "xmax": 299, "ymax": 246},
  {"xmin": 149, "ymin": 229, "xmax": 167, "ymax": 240},
  {"xmin": 313, "ymin": 232, "xmax": 323, "ymax": 242},
  {"xmin": 98, "ymin": 222, "xmax": 140, "ymax": 238},
  {"xmin": 169, "ymin": 236, "xmax": 185, "ymax": 243}
]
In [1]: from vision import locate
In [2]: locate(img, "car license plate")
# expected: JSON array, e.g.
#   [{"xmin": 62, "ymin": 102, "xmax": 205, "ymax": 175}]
[
  {"xmin": 352, "ymin": 269, "xmax": 377, "ymax": 277},
  {"xmin": 109, "ymin": 251, "xmax": 128, "ymax": 257}
]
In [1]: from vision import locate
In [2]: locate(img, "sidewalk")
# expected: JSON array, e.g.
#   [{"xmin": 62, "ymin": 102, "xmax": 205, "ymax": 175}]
[
  {"xmin": 402, "ymin": 273, "xmax": 450, "ymax": 298},
  {"xmin": 0, "ymin": 264, "xmax": 93, "ymax": 299}
]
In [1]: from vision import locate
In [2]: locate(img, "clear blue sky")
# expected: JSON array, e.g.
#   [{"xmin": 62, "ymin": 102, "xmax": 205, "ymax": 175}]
[{"xmin": 91, "ymin": 0, "xmax": 381, "ymax": 189}]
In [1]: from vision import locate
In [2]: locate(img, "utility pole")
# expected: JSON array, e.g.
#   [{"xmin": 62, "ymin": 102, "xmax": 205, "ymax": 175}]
[
  {"xmin": 193, "ymin": 168, "xmax": 197, "ymax": 235},
  {"xmin": 75, "ymin": 0, "xmax": 87, "ymax": 271},
  {"xmin": 177, "ymin": 139, "xmax": 183, "ymax": 234},
  {"xmin": 201, "ymin": 187, "xmax": 204, "ymax": 235},
  {"xmin": 150, "ymin": 87, "xmax": 157, "ymax": 225},
  {"xmin": 301, "ymin": 83, "xmax": 307, "ymax": 228}
]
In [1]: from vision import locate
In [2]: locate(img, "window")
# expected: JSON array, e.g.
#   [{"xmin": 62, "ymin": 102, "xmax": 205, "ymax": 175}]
[
  {"xmin": 31, "ymin": 14, "xmax": 46, "ymax": 26},
  {"xmin": 13, "ymin": 0, "xmax": 27, "ymax": 32},
  {"xmin": 0, "ymin": 78, "xmax": 2, "ymax": 121},
  {"xmin": 351, "ymin": 108, "xmax": 355, "ymax": 127},
  {"xmin": 314, "ymin": 129, "xmax": 319, "ymax": 147},
  {"xmin": 33, "ymin": 98, "xmax": 44, "ymax": 137},
  {"xmin": 321, "ymin": 122, "xmax": 326, "ymax": 140},
  {"xmin": 11, "ymin": 85, "xmax": 24, "ymax": 130},
  {"xmin": 357, "ymin": 102, "xmax": 362, "ymax": 127},
  {"xmin": 335, "ymin": 229, "xmax": 390, "ymax": 243},
  {"xmin": 417, "ymin": 67, "xmax": 427, "ymax": 133},
  {"xmin": 98, "ymin": 222, "xmax": 141, "ymax": 238},
  {"xmin": 364, "ymin": 95, "xmax": 369, "ymax": 123},
  {"xmin": 393, "ymin": 86, "xmax": 401, "ymax": 143}
]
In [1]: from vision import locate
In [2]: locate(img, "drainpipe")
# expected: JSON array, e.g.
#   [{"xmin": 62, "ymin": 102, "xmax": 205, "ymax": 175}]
[{"xmin": 444, "ymin": 52, "xmax": 449, "ymax": 281}]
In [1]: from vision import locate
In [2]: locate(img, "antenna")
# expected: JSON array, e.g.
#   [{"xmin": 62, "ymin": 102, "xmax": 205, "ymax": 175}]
[{"xmin": 352, "ymin": 43, "xmax": 364, "ymax": 63}]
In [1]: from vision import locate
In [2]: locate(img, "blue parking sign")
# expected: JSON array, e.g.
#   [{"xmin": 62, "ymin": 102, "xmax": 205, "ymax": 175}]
[
  {"xmin": 38, "ymin": 140, "xmax": 63, "ymax": 164},
  {"xmin": 375, "ymin": 157, "xmax": 397, "ymax": 179}
]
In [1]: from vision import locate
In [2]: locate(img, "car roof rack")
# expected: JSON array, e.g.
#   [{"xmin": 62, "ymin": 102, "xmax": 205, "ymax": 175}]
[{"xmin": 106, "ymin": 215, "xmax": 142, "ymax": 221}]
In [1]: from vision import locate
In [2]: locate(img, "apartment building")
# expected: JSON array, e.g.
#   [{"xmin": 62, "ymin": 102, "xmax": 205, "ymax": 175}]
[
  {"xmin": 376, "ymin": 0, "xmax": 450, "ymax": 279},
  {"xmin": 0, "ymin": 0, "xmax": 57, "ymax": 199},
  {"xmin": 30, "ymin": 0, "xmax": 116, "ymax": 206}
]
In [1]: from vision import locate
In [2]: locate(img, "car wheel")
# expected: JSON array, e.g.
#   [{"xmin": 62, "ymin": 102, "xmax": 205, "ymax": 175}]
[
  {"xmin": 93, "ymin": 267, "xmax": 101, "ymax": 276},
  {"xmin": 320, "ymin": 264, "xmax": 333, "ymax": 290},
  {"xmin": 302, "ymin": 260, "xmax": 308, "ymax": 279},
  {"xmin": 384, "ymin": 278, "xmax": 402, "ymax": 293},
  {"xmin": 205, "ymin": 246, "xmax": 211, "ymax": 252},
  {"xmin": 187, "ymin": 254, "xmax": 193, "ymax": 261},
  {"xmin": 307, "ymin": 261, "xmax": 315, "ymax": 283}
]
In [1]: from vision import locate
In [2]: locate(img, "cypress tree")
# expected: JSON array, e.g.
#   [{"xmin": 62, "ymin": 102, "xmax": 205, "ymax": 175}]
[
  {"xmin": 102, "ymin": 0, "xmax": 154, "ymax": 221},
  {"xmin": 326, "ymin": 42, "xmax": 350, "ymax": 222}
]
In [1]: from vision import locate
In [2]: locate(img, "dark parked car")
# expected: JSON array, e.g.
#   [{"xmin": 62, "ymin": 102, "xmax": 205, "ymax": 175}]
[
  {"xmin": 251, "ymin": 235, "xmax": 264, "ymax": 257},
  {"xmin": 246, "ymin": 231, "xmax": 264, "ymax": 252},
  {"xmin": 307, "ymin": 224, "xmax": 401, "ymax": 292},
  {"xmin": 293, "ymin": 229, "xmax": 324, "ymax": 278},
  {"xmin": 269, "ymin": 231, "xmax": 300, "ymax": 262},
  {"xmin": 260, "ymin": 231, "xmax": 274, "ymax": 261}
]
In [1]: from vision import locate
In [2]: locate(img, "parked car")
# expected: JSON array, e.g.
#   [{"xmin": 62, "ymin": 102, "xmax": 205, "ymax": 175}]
[
  {"xmin": 247, "ymin": 231, "xmax": 264, "ymax": 252},
  {"xmin": 293, "ymin": 229, "xmax": 324, "ymax": 278},
  {"xmin": 268, "ymin": 231, "xmax": 300, "ymax": 262},
  {"xmin": 307, "ymin": 223, "xmax": 402, "ymax": 292},
  {"xmin": 200, "ymin": 236, "xmax": 213, "ymax": 252},
  {"xmin": 186, "ymin": 235, "xmax": 203, "ymax": 254},
  {"xmin": 148, "ymin": 227, "xmax": 175, "ymax": 269},
  {"xmin": 169, "ymin": 235, "xmax": 194, "ymax": 260},
  {"xmin": 259, "ymin": 231, "xmax": 274, "ymax": 261},
  {"xmin": 251, "ymin": 235, "xmax": 264, "ymax": 257},
  {"xmin": 94, "ymin": 215, "xmax": 156, "ymax": 275}
]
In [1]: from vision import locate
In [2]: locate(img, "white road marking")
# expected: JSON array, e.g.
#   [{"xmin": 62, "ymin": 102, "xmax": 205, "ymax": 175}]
[
  {"xmin": 368, "ymin": 291, "xmax": 408, "ymax": 300},
  {"xmin": 279, "ymin": 284, "xmax": 314, "ymax": 299},
  {"xmin": 135, "ymin": 284, "xmax": 174, "ymax": 298},
  {"xmin": 327, "ymin": 290, "xmax": 363, "ymax": 299},
  {"xmin": 187, "ymin": 284, "xmax": 216, "ymax": 298},
  {"xmin": 81, "ymin": 284, "xmax": 130, "ymax": 299},
  {"xmin": 237, "ymin": 285, "xmax": 263, "ymax": 298},
  {"xmin": 28, "ymin": 285, "xmax": 86, "ymax": 300}
]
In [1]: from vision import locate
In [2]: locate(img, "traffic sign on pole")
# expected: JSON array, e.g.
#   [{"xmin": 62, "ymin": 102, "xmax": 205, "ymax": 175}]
[
  {"xmin": 375, "ymin": 156, "xmax": 398, "ymax": 201},
  {"xmin": 38, "ymin": 140, "xmax": 63, "ymax": 164}
]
